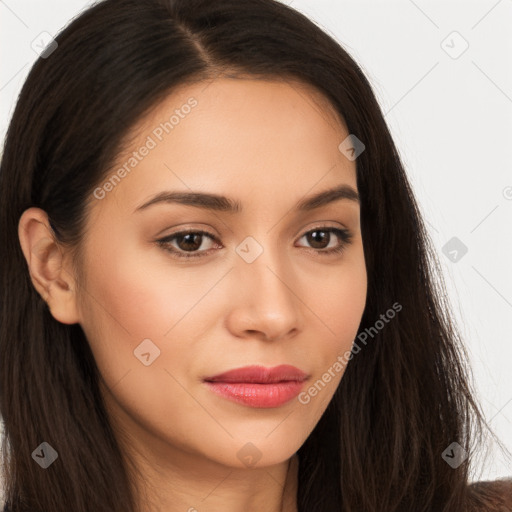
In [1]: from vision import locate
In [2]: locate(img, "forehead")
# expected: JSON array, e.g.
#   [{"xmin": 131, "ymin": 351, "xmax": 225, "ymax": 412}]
[
  {"xmin": 119, "ymin": 76, "xmax": 349, "ymax": 160},
  {"xmin": 91, "ymin": 77, "xmax": 357, "ymax": 218}
]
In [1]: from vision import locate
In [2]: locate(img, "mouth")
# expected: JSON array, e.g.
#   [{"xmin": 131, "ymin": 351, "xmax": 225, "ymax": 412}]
[{"xmin": 203, "ymin": 365, "xmax": 309, "ymax": 408}]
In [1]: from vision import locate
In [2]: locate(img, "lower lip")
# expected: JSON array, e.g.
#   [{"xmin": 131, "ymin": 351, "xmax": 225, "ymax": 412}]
[{"xmin": 204, "ymin": 380, "xmax": 305, "ymax": 408}]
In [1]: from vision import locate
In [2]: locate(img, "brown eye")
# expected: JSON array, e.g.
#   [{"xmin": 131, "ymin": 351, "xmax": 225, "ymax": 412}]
[
  {"xmin": 175, "ymin": 232, "xmax": 205, "ymax": 251},
  {"xmin": 156, "ymin": 226, "xmax": 353, "ymax": 260},
  {"xmin": 156, "ymin": 229, "xmax": 220, "ymax": 259},
  {"xmin": 305, "ymin": 230, "xmax": 331, "ymax": 249},
  {"xmin": 296, "ymin": 227, "xmax": 353, "ymax": 255}
]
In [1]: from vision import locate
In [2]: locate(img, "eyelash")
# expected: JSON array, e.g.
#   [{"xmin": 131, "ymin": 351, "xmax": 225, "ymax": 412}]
[{"xmin": 156, "ymin": 226, "xmax": 353, "ymax": 260}]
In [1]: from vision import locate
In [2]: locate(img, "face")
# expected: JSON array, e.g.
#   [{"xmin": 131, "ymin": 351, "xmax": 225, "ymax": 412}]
[{"xmin": 72, "ymin": 77, "xmax": 367, "ymax": 469}]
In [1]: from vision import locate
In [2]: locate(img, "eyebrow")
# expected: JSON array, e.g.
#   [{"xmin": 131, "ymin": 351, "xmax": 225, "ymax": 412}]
[{"xmin": 133, "ymin": 183, "xmax": 360, "ymax": 214}]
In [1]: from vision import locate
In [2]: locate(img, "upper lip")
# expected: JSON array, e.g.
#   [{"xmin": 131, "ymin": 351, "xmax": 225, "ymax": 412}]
[{"xmin": 204, "ymin": 364, "xmax": 309, "ymax": 384}]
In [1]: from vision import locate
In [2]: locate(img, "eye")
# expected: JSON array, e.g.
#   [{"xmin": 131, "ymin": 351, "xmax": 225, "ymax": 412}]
[
  {"xmin": 156, "ymin": 225, "xmax": 353, "ymax": 260},
  {"xmin": 156, "ymin": 229, "xmax": 220, "ymax": 259},
  {"xmin": 296, "ymin": 226, "xmax": 353, "ymax": 256}
]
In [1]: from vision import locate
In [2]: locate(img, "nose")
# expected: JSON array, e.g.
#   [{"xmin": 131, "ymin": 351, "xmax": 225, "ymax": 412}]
[{"xmin": 224, "ymin": 246, "xmax": 303, "ymax": 342}]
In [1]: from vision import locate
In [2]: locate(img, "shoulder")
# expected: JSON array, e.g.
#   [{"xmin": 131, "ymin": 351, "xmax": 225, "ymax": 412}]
[{"xmin": 467, "ymin": 478, "xmax": 512, "ymax": 511}]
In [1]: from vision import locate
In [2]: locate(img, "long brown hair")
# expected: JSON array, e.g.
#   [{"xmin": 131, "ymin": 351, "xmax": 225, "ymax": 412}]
[{"xmin": 0, "ymin": 0, "xmax": 502, "ymax": 510}]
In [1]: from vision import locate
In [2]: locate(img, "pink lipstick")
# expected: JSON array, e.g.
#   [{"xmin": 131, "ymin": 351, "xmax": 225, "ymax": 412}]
[{"xmin": 203, "ymin": 364, "xmax": 308, "ymax": 408}]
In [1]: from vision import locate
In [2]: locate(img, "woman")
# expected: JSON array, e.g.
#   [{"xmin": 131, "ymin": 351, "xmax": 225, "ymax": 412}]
[{"xmin": 0, "ymin": 0, "xmax": 510, "ymax": 510}]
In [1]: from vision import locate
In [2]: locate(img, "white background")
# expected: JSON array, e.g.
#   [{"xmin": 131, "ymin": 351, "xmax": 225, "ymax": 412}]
[{"xmin": 1, "ymin": 0, "xmax": 511, "ymax": 485}]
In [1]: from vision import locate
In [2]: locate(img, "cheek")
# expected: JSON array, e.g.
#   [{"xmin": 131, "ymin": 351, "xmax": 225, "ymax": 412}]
[
  {"xmin": 76, "ymin": 244, "xmax": 220, "ymax": 437},
  {"xmin": 79, "ymin": 230, "xmax": 215, "ymax": 334},
  {"xmin": 294, "ymin": 256, "xmax": 366, "ymax": 420},
  {"xmin": 312, "ymin": 249, "xmax": 367, "ymax": 354},
  {"xmin": 76, "ymin": 236, "xmax": 229, "ymax": 384},
  {"xmin": 284, "ymin": 246, "xmax": 366, "ymax": 409}
]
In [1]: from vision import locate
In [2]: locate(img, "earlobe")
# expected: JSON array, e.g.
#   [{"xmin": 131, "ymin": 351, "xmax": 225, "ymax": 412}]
[{"xmin": 18, "ymin": 207, "xmax": 81, "ymax": 325}]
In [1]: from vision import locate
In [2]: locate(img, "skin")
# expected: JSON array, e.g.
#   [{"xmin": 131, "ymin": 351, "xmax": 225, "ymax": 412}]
[{"xmin": 18, "ymin": 77, "xmax": 367, "ymax": 512}]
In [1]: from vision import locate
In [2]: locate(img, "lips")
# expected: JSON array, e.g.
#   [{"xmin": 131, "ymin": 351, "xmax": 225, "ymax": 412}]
[
  {"xmin": 204, "ymin": 364, "xmax": 308, "ymax": 384},
  {"xmin": 203, "ymin": 365, "xmax": 309, "ymax": 408}
]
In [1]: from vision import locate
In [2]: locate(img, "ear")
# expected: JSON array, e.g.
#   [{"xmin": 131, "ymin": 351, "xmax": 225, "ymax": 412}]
[{"xmin": 18, "ymin": 207, "xmax": 80, "ymax": 325}]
